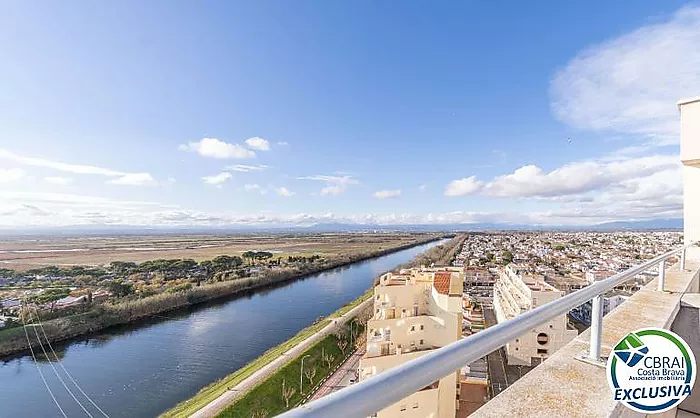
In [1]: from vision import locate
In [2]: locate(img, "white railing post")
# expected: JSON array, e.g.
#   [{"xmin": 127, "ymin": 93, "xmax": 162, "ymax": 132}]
[
  {"xmin": 680, "ymin": 249, "xmax": 686, "ymax": 271},
  {"xmin": 658, "ymin": 259, "xmax": 666, "ymax": 291},
  {"xmin": 588, "ymin": 294, "xmax": 603, "ymax": 361}
]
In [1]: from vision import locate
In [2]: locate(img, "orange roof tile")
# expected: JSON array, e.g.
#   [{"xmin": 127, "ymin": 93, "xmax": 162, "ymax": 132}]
[{"xmin": 434, "ymin": 271, "xmax": 452, "ymax": 295}]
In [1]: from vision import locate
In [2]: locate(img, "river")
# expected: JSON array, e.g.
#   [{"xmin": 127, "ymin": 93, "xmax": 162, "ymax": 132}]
[{"xmin": 0, "ymin": 239, "xmax": 447, "ymax": 418}]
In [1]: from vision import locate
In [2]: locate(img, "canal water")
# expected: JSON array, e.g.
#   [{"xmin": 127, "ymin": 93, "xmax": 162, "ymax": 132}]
[{"xmin": 0, "ymin": 239, "xmax": 446, "ymax": 418}]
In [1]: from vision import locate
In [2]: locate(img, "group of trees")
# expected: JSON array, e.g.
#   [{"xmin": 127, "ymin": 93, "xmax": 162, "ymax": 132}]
[
  {"xmin": 27, "ymin": 288, "xmax": 71, "ymax": 304},
  {"xmin": 0, "ymin": 265, "xmax": 107, "ymax": 279},
  {"xmin": 242, "ymin": 251, "xmax": 274, "ymax": 264}
]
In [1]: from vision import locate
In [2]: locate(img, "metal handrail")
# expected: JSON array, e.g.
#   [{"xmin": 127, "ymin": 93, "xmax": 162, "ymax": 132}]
[{"xmin": 278, "ymin": 244, "xmax": 694, "ymax": 418}]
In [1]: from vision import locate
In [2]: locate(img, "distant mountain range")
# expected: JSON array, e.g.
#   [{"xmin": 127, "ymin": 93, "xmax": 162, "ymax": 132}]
[{"xmin": 0, "ymin": 218, "xmax": 683, "ymax": 236}]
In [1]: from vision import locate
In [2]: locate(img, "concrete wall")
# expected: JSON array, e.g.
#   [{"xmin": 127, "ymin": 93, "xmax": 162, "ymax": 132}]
[
  {"xmin": 377, "ymin": 387, "xmax": 440, "ymax": 418},
  {"xmin": 680, "ymin": 98, "xmax": 700, "ymax": 261},
  {"xmin": 672, "ymin": 295, "xmax": 700, "ymax": 415},
  {"xmin": 680, "ymin": 97, "xmax": 700, "ymax": 165}
]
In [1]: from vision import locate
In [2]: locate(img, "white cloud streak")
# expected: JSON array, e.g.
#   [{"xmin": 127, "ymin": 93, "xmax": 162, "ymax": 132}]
[
  {"xmin": 276, "ymin": 187, "xmax": 295, "ymax": 197},
  {"xmin": 0, "ymin": 149, "xmax": 156, "ymax": 186},
  {"xmin": 297, "ymin": 174, "xmax": 358, "ymax": 196},
  {"xmin": 373, "ymin": 189, "xmax": 402, "ymax": 199},
  {"xmin": 550, "ymin": 5, "xmax": 700, "ymax": 146},
  {"xmin": 202, "ymin": 172, "xmax": 233, "ymax": 186},
  {"xmin": 227, "ymin": 164, "xmax": 269, "ymax": 172},
  {"xmin": 320, "ymin": 185, "xmax": 345, "ymax": 196},
  {"xmin": 106, "ymin": 173, "xmax": 157, "ymax": 186},
  {"xmin": 0, "ymin": 168, "xmax": 25, "ymax": 183},
  {"xmin": 44, "ymin": 176, "xmax": 73, "ymax": 185}
]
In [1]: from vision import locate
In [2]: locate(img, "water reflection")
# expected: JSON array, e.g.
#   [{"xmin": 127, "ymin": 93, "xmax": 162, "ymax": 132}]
[{"xmin": 0, "ymin": 240, "xmax": 446, "ymax": 418}]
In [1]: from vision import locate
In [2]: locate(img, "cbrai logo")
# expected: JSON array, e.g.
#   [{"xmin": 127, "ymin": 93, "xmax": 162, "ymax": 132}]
[{"xmin": 607, "ymin": 328, "xmax": 696, "ymax": 414}]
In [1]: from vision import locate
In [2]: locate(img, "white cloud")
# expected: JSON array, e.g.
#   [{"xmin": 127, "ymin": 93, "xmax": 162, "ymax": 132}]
[
  {"xmin": 276, "ymin": 187, "xmax": 295, "ymax": 197},
  {"xmin": 44, "ymin": 176, "xmax": 73, "ymax": 185},
  {"xmin": 0, "ymin": 188, "xmax": 682, "ymax": 228},
  {"xmin": 0, "ymin": 168, "xmax": 25, "ymax": 183},
  {"xmin": 297, "ymin": 175, "xmax": 358, "ymax": 184},
  {"xmin": 277, "ymin": 141, "xmax": 289, "ymax": 146},
  {"xmin": 481, "ymin": 155, "xmax": 677, "ymax": 198},
  {"xmin": 373, "ymin": 189, "xmax": 402, "ymax": 199},
  {"xmin": 419, "ymin": 184, "xmax": 428, "ymax": 192},
  {"xmin": 244, "ymin": 183, "xmax": 261, "ymax": 191},
  {"xmin": 245, "ymin": 137, "xmax": 270, "ymax": 151},
  {"xmin": 202, "ymin": 172, "xmax": 233, "ymax": 186},
  {"xmin": 179, "ymin": 138, "xmax": 256, "ymax": 159},
  {"xmin": 0, "ymin": 149, "xmax": 157, "ymax": 185},
  {"xmin": 0, "ymin": 148, "xmax": 125, "ymax": 176},
  {"xmin": 320, "ymin": 185, "xmax": 345, "ymax": 196},
  {"xmin": 550, "ymin": 5, "xmax": 700, "ymax": 146},
  {"xmin": 227, "ymin": 164, "xmax": 269, "ymax": 172},
  {"xmin": 444, "ymin": 176, "xmax": 482, "ymax": 197},
  {"xmin": 297, "ymin": 174, "xmax": 358, "ymax": 196},
  {"xmin": 107, "ymin": 173, "xmax": 158, "ymax": 186}
]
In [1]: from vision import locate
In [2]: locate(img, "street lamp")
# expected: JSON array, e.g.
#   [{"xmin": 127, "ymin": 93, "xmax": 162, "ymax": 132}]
[{"xmin": 300, "ymin": 354, "xmax": 311, "ymax": 393}]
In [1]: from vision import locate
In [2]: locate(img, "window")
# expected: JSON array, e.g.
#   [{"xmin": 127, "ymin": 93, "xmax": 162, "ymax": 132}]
[
  {"xmin": 420, "ymin": 324, "xmax": 424, "ymax": 330},
  {"xmin": 399, "ymin": 405, "xmax": 406, "ymax": 412},
  {"xmin": 549, "ymin": 324, "xmax": 553, "ymax": 328},
  {"xmin": 410, "ymin": 325, "xmax": 415, "ymax": 331},
  {"xmin": 537, "ymin": 332, "xmax": 549, "ymax": 345},
  {"xmin": 412, "ymin": 403, "xmax": 419, "ymax": 409},
  {"xmin": 420, "ymin": 339, "xmax": 424, "ymax": 345},
  {"xmin": 537, "ymin": 348, "xmax": 548, "ymax": 355},
  {"xmin": 515, "ymin": 347, "xmax": 519, "ymax": 351}
]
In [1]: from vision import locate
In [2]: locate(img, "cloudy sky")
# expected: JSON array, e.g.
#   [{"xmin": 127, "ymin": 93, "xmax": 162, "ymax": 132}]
[{"xmin": 0, "ymin": 1, "xmax": 698, "ymax": 228}]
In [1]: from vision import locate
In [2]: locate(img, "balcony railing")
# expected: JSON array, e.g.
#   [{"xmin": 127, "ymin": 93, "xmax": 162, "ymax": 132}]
[{"xmin": 277, "ymin": 244, "xmax": 694, "ymax": 418}]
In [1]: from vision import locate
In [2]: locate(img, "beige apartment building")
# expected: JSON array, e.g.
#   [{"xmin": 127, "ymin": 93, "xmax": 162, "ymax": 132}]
[
  {"xmin": 360, "ymin": 267, "xmax": 463, "ymax": 418},
  {"xmin": 493, "ymin": 264, "xmax": 577, "ymax": 366}
]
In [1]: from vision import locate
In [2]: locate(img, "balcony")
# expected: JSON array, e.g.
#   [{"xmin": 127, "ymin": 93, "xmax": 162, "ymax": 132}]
[
  {"xmin": 279, "ymin": 246, "xmax": 700, "ymax": 418},
  {"xmin": 277, "ymin": 98, "xmax": 700, "ymax": 418}
]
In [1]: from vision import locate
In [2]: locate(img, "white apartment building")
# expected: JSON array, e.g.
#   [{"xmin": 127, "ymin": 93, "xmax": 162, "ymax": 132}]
[
  {"xmin": 360, "ymin": 267, "xmax": 462, "ymax": 418},
  {"xmin": 493, "ymin": 264, "xmax": 577, "ymax": 366}
]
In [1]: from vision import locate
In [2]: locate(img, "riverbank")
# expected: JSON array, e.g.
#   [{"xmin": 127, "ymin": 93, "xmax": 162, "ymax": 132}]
[
  {"xmin": 164, "ymin": 296, "xmax": 372, "ymax": 418},
  {"xmin": 0, "ymin": 235, "xmax": 446, "ymax": 358},
  {"xmin": 162, "ymin": 234, "xmax": 465, "ymax": 417}
]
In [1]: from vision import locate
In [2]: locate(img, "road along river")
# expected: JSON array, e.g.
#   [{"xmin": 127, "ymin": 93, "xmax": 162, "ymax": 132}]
[{"xmin": 0, "ymin": 239, "xmax": 447, "ymax": 418}]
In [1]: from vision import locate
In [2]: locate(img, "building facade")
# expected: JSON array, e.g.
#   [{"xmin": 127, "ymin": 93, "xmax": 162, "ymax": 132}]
[
  {"xmin": 360, "ymin": 267, "xmax": 463, "ymax": 418},
  {"xmin": 493, "ymin": 264, "xmax": 577, "ymax": 366}
]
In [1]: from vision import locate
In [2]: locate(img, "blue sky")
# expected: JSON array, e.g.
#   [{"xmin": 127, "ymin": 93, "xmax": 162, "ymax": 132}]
[{"xmin": 0, "ymin": 1, "xmax": 697, "ymax": 227}]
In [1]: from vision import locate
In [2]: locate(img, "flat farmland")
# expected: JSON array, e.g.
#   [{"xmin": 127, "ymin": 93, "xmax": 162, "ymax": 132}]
[{"xmin": 0, "ymin": 232, "xmax": 436, "ymax": 271}]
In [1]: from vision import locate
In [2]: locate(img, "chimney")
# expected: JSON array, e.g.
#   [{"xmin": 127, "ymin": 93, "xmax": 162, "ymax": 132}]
[{"xmin": 679, "ymin": 97, "xmax": 700, "ymax": 260}]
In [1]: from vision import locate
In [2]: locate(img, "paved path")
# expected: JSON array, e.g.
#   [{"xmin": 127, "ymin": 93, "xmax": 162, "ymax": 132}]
[
  {"xmin": 190, "ymin": 298, "xmax": 373, "ymax": 418},
  {"xmin": 309, "ymin": 342, "xmax": 365, "ymax": 402}
]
